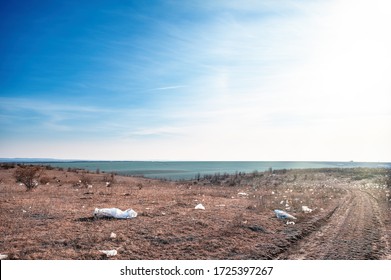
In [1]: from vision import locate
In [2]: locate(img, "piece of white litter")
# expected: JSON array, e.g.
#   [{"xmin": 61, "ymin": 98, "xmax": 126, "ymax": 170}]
[
  {"xmin": 238, "ymin": 192, "xmax": 248, "ymax": 196},
  {"xmin": 286, "ymin": 221, "xmax": 295, "ymax": 225},
  {"xmin": 302, "ymin": 206, "xmax": 312, "ymax": 213},
  {"xmin": 94, "ymin": 208, "xmax": 137, "ymax": 219},
  {"xmin": 274, "ymin": 209, "xmax": 297, "ymax": 220},
  {"xmin": 110, "ymin": 232, "xmax": 117, "ymax": 239},
  {"xmin": 22, "ymin": 209, "xmax": 27, "ymax": 213},
  {"xmin": 195, "ymin": 203, "xmax": 205, "ymax": 210},
  {"xmin": 0, "ymin": 254, "xmax": 8, "ymax": 260},
  {"xmin": 99, "ymin": 249, "xmax": 117, "ymax": 257}
]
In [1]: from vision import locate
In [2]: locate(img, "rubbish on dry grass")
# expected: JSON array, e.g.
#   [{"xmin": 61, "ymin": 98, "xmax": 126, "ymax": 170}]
[
  {"xmin": 99, "ymin": 249, "xmax": 117, "ymax": 257},
  {"xmin": 110, "ymin": 232, "xmax": 117, "ymax": 239},
  {"xmin": 0, "ymin": 254, "xmax": 8, "ymax": 260},
  {"xmin": 302, "ymin": 205, "xmax": 313, "ymax": 213},
  {"xmin": 195, "ymin": 203, "xmax": 205, "ymax": 210},
  {"xmin": 94, "ymin": 208, "xmax": 137, "ymax": 219},
  {"xmin": 274, "ymin": 209, "xmax": 297, "ymax": 220},
  {"xmin": 286, "ymin": 221, "xmax": 295, "ymax": 225},
  {"xmin": 237, "ymin": 192, "xmax": 248, "ymax": 197}
]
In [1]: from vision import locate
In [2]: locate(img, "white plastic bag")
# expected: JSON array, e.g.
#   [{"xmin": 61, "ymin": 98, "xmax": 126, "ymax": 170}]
[
  {"xmin": 94, "ymin": 208, "xmax": 137, "ymax": 219},
  {"xmin": 302, "ymin": 206, "xmax": 313, "ymax": 213},
  {"xmin": 99, "ymin": 249, "xmax": 117, "ymax": 257},
  {"xmin": 274, "ymin": 209, "xmax": 297, "ymax": 220},
  {"xmin": 194, "ymin": 203, "xmax": 205, "ymax": 210}
]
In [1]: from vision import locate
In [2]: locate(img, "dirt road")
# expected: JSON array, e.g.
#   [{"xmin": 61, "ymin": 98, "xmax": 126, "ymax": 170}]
[{"xmin": 277, "ymin": 188, "xmax": 391, "ymax": 260}]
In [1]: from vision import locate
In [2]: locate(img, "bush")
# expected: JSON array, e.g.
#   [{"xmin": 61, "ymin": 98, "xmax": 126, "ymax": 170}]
[
  {"xmin": 386, "ymin": 169, "xmax": 391, "ymax": 189},
  {"xmin": 39, "ymin": 176, "xmax": 51, "ymax": 185},
  {"xmin": 79, "ymin": 174, "xmax": 92, "ymax": 188},
  {"xmin": 13, "ymin": 165, "xmax": 42, "ymax": 191}
]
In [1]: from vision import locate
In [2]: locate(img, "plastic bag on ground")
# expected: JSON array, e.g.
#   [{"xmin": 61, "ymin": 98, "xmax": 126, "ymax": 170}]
[
  {"xmin": 94, "ymin": 208, "xmax": 137, "ymax": 219},
  {"xmin": 195, "ymin": 203, "xmax": 205, "ymax": 210},
  {"xmin": 302, "ymin": 206, "xmax": 313, "ymax": 213},
  {"xmin": 274, "ymin": 209, "xmax": 297, "ymax": 220},
  {"xmin": 99, "ymin": 249, "xmax": 117, "ymax": 257}
]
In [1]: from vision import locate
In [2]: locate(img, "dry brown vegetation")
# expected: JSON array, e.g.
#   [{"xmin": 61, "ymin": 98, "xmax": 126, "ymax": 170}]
[{"xmin": 0, "ymin": 164, "xmax": 390, "ymax": 260}]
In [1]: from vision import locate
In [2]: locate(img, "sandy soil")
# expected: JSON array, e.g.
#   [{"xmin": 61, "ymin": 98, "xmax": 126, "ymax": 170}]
[{"xmin": 0, "ymin": 164, "xmax": 390, "ymax": 260}]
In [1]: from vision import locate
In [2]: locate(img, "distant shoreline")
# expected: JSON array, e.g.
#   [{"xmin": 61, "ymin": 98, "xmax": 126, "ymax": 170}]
[{"xmin": 2, "ymin": 160, "xmax": 390, "ymax": 181}]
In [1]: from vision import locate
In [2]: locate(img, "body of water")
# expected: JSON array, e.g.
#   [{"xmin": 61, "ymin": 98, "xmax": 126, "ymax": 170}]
[{"xmin": 33, "ymin": 161, "xmax": 391, "ymax": 180}]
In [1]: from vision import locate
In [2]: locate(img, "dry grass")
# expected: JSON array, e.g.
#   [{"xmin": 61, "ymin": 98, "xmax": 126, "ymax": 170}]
[{"xmin": 0, "ymin": 165, "xmax": 389, "ymax": 259}]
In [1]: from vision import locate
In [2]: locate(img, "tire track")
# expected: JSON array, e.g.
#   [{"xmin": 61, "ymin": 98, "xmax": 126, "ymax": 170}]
[{"xmin": 277, "ymin": 188, "xmax": 390, "ymax": 259}]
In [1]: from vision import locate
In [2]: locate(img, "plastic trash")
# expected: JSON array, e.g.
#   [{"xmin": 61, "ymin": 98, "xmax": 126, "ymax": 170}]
[
  {"xmin": 237, "ymin": 192, "xmax": 248, "ymax": 196},
  {"xmin": 99, "ymin": 249, "xmax": 117, "ymax": 257},
  {"xmin": 195, "ymin": 203, "xmax": 205, "ymax": 210},
  {"xmin": 0, "ymin": 254, "xmax": 8, "ymax": 260},
  {"xmin": 274, "ymin": 209, "xmax": 297, "ymax": 220},
  {"xmin": 110, "ymin": 232, "xmax": 117, "ymax": 239},
  {"xmin": 286, "ymin": 221, "xmax": 295, "ymax": 225},
  {"xmin": 302, "ymin": 206, "xmax": 312, "ymax": 213},
  {"xmin": 94, "ymin": 208, "xmax": 137, "ymax": 219}
]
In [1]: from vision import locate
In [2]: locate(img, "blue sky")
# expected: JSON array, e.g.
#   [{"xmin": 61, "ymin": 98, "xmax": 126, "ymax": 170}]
[{"xmin": 1, "ymin": 0, "xmax": 390, "ymax": 161}]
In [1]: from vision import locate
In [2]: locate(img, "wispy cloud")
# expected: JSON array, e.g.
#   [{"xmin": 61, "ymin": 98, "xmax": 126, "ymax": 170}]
[{"xmin": 149, "ymin": 85, "xmax": 188, "ymax": 91}]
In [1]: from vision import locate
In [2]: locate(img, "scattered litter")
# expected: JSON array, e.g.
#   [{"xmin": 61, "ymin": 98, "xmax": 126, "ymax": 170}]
[
  {"xmin": 0, "ymin": 254, "xmax": 8, "ymax": 260},
  {"xmin": 94, "ymin": 208, "xmax": 137, "ymax": 219},
  {"xmin": 22, "ymin": 209, "xmax": 27, "ymax": 213},
  {"xmin": 195, "ymin": 204, "xmax": 205, "ymax": 210},
  {"xmin": 274, "ymin": 209, "xmax": 297, "ymax": 220},
  {"xmin": 215, "ymin": 204, "xmax": 225, "ymax": 207},
  {"xmin": 302, "ymin": 206, "xmax": 313, "ymax": 213},
  {"xmin": 286, "ymin": 221, "xmax": 295, "ymax": 225},
  {"xmin": 110, "ymin": 232, "xmax": 117, "ymax": 239},
  {"xmin": 99, "ymin": 249, "xmax": 117, "ymax": 257},
  {"xmin": 237, "ymin": 192, "xmax": 248, "ymax": 196}
]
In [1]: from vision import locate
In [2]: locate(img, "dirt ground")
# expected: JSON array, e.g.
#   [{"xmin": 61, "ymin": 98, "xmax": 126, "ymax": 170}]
[{"xmin": 0, "ymin": 164, "xmax": 390, "ymax": 260}]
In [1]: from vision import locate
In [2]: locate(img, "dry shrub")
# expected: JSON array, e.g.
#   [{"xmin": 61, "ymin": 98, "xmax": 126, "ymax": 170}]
[
  {"xmin": 79, "ymin": 174, "xmax": 93, "ymax": 188},
  {"xmin": 13, "ymin": 165, "xmax": 42, "ymax": 191},
  {"xmin": 39, "ymin": 176, "xmax": 51, "ymax": 185}
]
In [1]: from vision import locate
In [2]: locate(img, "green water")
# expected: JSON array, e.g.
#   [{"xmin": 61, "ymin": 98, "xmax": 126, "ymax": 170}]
[{"xmin": 32, "ymin": 161, "xmax": 391, "ymax": 180}]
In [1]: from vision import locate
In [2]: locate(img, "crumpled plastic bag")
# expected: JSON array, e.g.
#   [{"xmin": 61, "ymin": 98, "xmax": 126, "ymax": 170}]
[
  {"xmin": 99, "ymin": 249, "xmax": 117, "ymax": 257},
  {"xmin": 274, "ymin": 209, "xmax": 297, "ymax": 220},
  {"xmin": 194, "ymin": 203, "xmax": 205, "ymax": 210},
  {"xmin": 302, "ymin": 205, "xmax": 313, "ymax": 213},
  {"xmin": 94, "ymin": 208, "xmax": 137, "ymax": 219}
]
